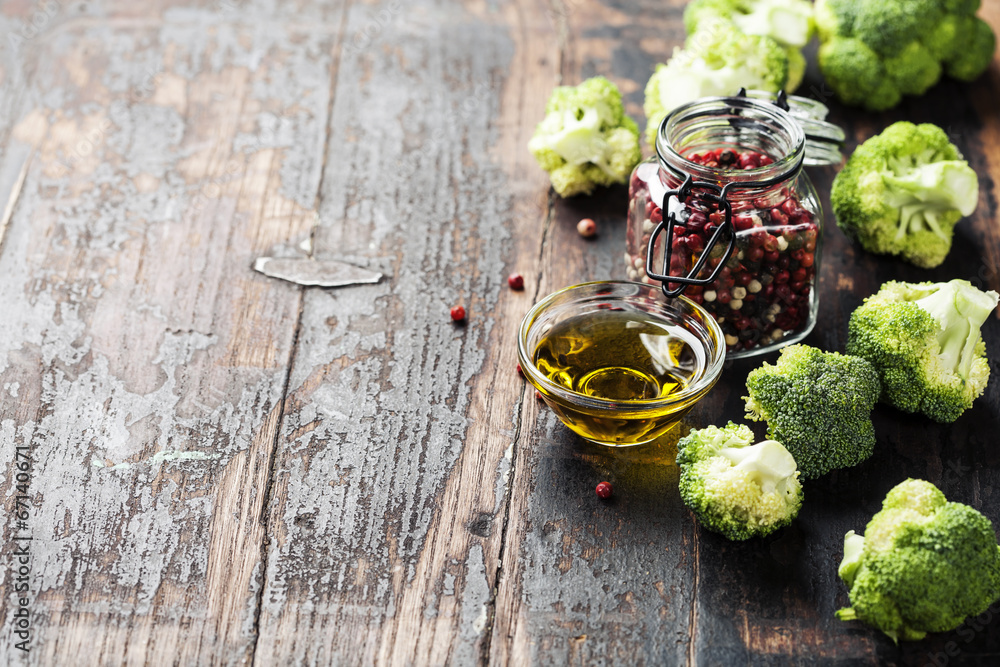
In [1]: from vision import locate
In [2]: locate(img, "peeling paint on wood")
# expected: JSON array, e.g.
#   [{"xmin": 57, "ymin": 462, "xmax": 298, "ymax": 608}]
[
  {"xmin": 251, "ymin": 0, "xmax": 552, "ymax": 662},
  {"xmin": 0, "ymin": 5, "xmax": 333, "ymax": 665},
  {"xmin": 253, "ymin": 257, "xmax": 382, "ymax": 288}
]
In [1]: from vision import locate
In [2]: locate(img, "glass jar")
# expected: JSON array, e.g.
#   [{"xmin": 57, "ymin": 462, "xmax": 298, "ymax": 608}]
[{"xmin": 625, "ymin": 92, "xmax": 843, "ymax": 358}]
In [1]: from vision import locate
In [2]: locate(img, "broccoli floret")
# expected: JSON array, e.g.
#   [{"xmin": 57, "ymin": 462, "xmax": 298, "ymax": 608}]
[
  {"xmin": 783, "ymin": 45, "xmax": 807, "ymax": 92},
  {"xmin": 815, "ymin": 0, "xmax": 996, "ymax": 111},
  {"xmin": 744, "ymin": 344, "xmax": 881, "ymax": 479},
  {"xmin": 643, "ymin": 21, "xmax": 789, "ymax": 144},
  {"xmin": 946, "ymin": 16, "xmax": 997, "ymax": 80},
  {"xmin": 684, "ymin": 0, "xmax": 814, "ymax": 91},
  {"xmin": 836, "ymin": 479, "xmax": 1000, "ymax": 642},
  {"xmin": 831, "ymin": 122, "xmax": 979, "ymax": 268},
  {"xmin": 676, "ymin": 422, "xmax": 803, "ymax": 540},
  {"xmin": 818, "ymin": 38, "xmax": 901, "ymax": 110},
  {"xmin": 851, "ymin": 0, "xmax": 939, "ymax": 55},
  {"xmin": 528, "ymin": 76, "xmax": 642, "ymax": 198},
  {"xmin": 685, "ymin": 0, "xmax": 814, "ymax": 48},
  {"xmin": 848, "ymin": 279, "xmax": 998, "ymax": 423},
  {"xmin": 883, "ymin": 42, "xmax": 942, "ymax": 97}
]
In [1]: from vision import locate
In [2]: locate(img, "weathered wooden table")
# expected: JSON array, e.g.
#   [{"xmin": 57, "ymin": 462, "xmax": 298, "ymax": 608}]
[{"xmin": 1, "ymin": 0, "xmax": 999, "ymax": 664}]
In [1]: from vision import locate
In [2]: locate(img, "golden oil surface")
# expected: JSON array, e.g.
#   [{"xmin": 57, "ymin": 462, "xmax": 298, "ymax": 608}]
[
  {"xmin": 533, "ymin": 308, "xmax": 701, "ymax": 401},
  {"xmin": 531, "ymin": 308, "xmax": 706, "ymax": 446}
]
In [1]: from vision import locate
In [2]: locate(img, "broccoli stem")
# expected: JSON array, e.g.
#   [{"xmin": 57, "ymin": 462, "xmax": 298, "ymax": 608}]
[
  {"xmin": 882, "ymin": 160, "xmax": 979, "ymax": 241},
  {"xmin": 549, "ymin": 108, "xmax": 617, "ymax": 177},
  {"xmin": 834, "ymin": 607, "xmax": 858, "ymax": 622},
  {"xmin": 719, "ymin": 440, "xmax": 797, "ymax": 494},
  {"xmin": 914, "ymin": 282, "xmax": 996, "ymax": 381},
  {"xmin": 837, "ymin": 530, "xmax": 866, "ymax": 587},
  {"xmin": 743, "ymin": 395, "xmax": 765, "ymax": 422},
  {"xmin": 896, "ymin": 204, "xmax": 947, "ymax": 241}
]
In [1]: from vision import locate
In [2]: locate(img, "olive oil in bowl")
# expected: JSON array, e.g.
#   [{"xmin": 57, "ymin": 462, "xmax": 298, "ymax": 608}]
[
  {"xmin": 533, "ymin": 309, "xmax": 702, "ymax": 401},
  {"xmin": 519, "ymin": 282, "xmax": 725, "ymax": 447}
]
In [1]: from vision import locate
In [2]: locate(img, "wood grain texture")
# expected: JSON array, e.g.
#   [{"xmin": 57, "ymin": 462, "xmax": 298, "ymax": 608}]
[
  {"xmin": 0, "ymin": 4, "xmax": 334, "ymax": 665},
  {"xmin": 252, "ymin": 0, "xmax": 560, "ymax": 664},
  {"xmin": 490, "ymin": 1, "xmax": 1000, "ymax": 667},
  {"xmin": 0, "ymin": 0, "xmax": 998, "ymax": 665}
]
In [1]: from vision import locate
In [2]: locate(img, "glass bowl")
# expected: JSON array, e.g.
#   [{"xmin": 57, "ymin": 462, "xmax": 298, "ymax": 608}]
[{"xmin": 517, "ymin": 281, "xmax": 726, "ymax": 447}]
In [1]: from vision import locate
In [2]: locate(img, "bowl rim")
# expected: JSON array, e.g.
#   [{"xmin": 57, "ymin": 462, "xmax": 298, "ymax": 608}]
[{"xmin": 516, "ymin": 280, "xmax": 726, "ymax": 412}]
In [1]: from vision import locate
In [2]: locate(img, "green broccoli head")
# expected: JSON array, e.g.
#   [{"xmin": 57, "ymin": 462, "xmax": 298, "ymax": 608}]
[
  {"xmin": 815, "ymin": 0, "xmax": 996, "ymax": 111},
  {"xmin": 818, "ymin": 37, "xmax": 902, "ymax": 111},
  {"xmin": 528, "ymin": 76, "xmax": 642, "ymax": 197},
  {"xmin": 676, "ymin": 422, "xmax": 803, "ymax": 541},
  {"xmin": 850, "ymin": 0, "xmax": 940, "ymax": 55},
  {"xmin": 883, "ymin": 41, "xmax": 942, "ymax": 96},
  {"xmin": 744, "ymin": 344, "xmax": 881, "ymax": 479},
  {"xmin": 848, "ymin": 279, "xmax": 998, "ymax": 423},
  {"xmin": 836, "ymin": 479, "xmax": 1000, "ymax": 642},
  {"xmin": 643, "ymin": 20, "xmax": 789, "ymax": 145},
  {"xmin": 946, "ymin": 16, "xmax": 997, "ymax": 80},
  {"xmin": 831, "ymin": 121, "xmax": 979, "ymax": 268}
]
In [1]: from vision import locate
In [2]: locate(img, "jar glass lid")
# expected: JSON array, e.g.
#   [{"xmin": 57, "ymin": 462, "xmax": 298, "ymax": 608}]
[{"xmin": 738, "ymin": 89, "xmax": 845, "ymax": 166}]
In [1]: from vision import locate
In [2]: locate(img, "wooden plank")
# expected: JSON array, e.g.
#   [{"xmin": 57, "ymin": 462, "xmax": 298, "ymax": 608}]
[
  {"xmin": 1, "ymin": 1, "xmax": 998, "ymax": 664},
  {"xmin": 252, "ymin": 0, "xmax": 560, "ymax": 663},
  {"xmin": 489, "ymin": 2, "xmax": 702, "ymax": 664},
  {"xmin": 729, "ymin": 11, "xmax": 1000, "ymax": 663},
  {"xmin": 492, "ymin": 2, "xmax": 1000, "ymax": 666},
  {"xmin": 0, "ymin": 10, "xmax": 336, "ymax": 665},
  {"xmin": 687, "ymin": 28, "xmax": 1000, "ymax": 667}
]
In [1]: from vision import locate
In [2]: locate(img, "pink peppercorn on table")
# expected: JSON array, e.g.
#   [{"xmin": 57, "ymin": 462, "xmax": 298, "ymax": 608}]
[{"xmin": 1, "ymin": 1, "xmax": 999, "ymax": 665}]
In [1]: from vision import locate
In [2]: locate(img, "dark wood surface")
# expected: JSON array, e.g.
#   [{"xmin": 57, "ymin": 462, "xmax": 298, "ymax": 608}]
[{"xmin": 0, "ymin": 0, "xmax": 998, "ymax": 665}]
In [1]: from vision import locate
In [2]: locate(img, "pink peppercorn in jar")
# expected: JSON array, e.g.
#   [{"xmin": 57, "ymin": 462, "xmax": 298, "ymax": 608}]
[{"xmin": 626, "ymin": 91, "xmax": 844, "ymax": 357}]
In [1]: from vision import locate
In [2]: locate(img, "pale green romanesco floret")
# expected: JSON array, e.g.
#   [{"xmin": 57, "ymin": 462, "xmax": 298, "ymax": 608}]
[
  {"xmin": 528, "ymin": 76, "xmax": 641, "ymax": 197},
  {"xmin": 836, "ymin": 479, "xmax": 1000, "ymax": 642},
  {"xmin": 676, "ymin": 422, "xmax": 803, "ymax": 541}
]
